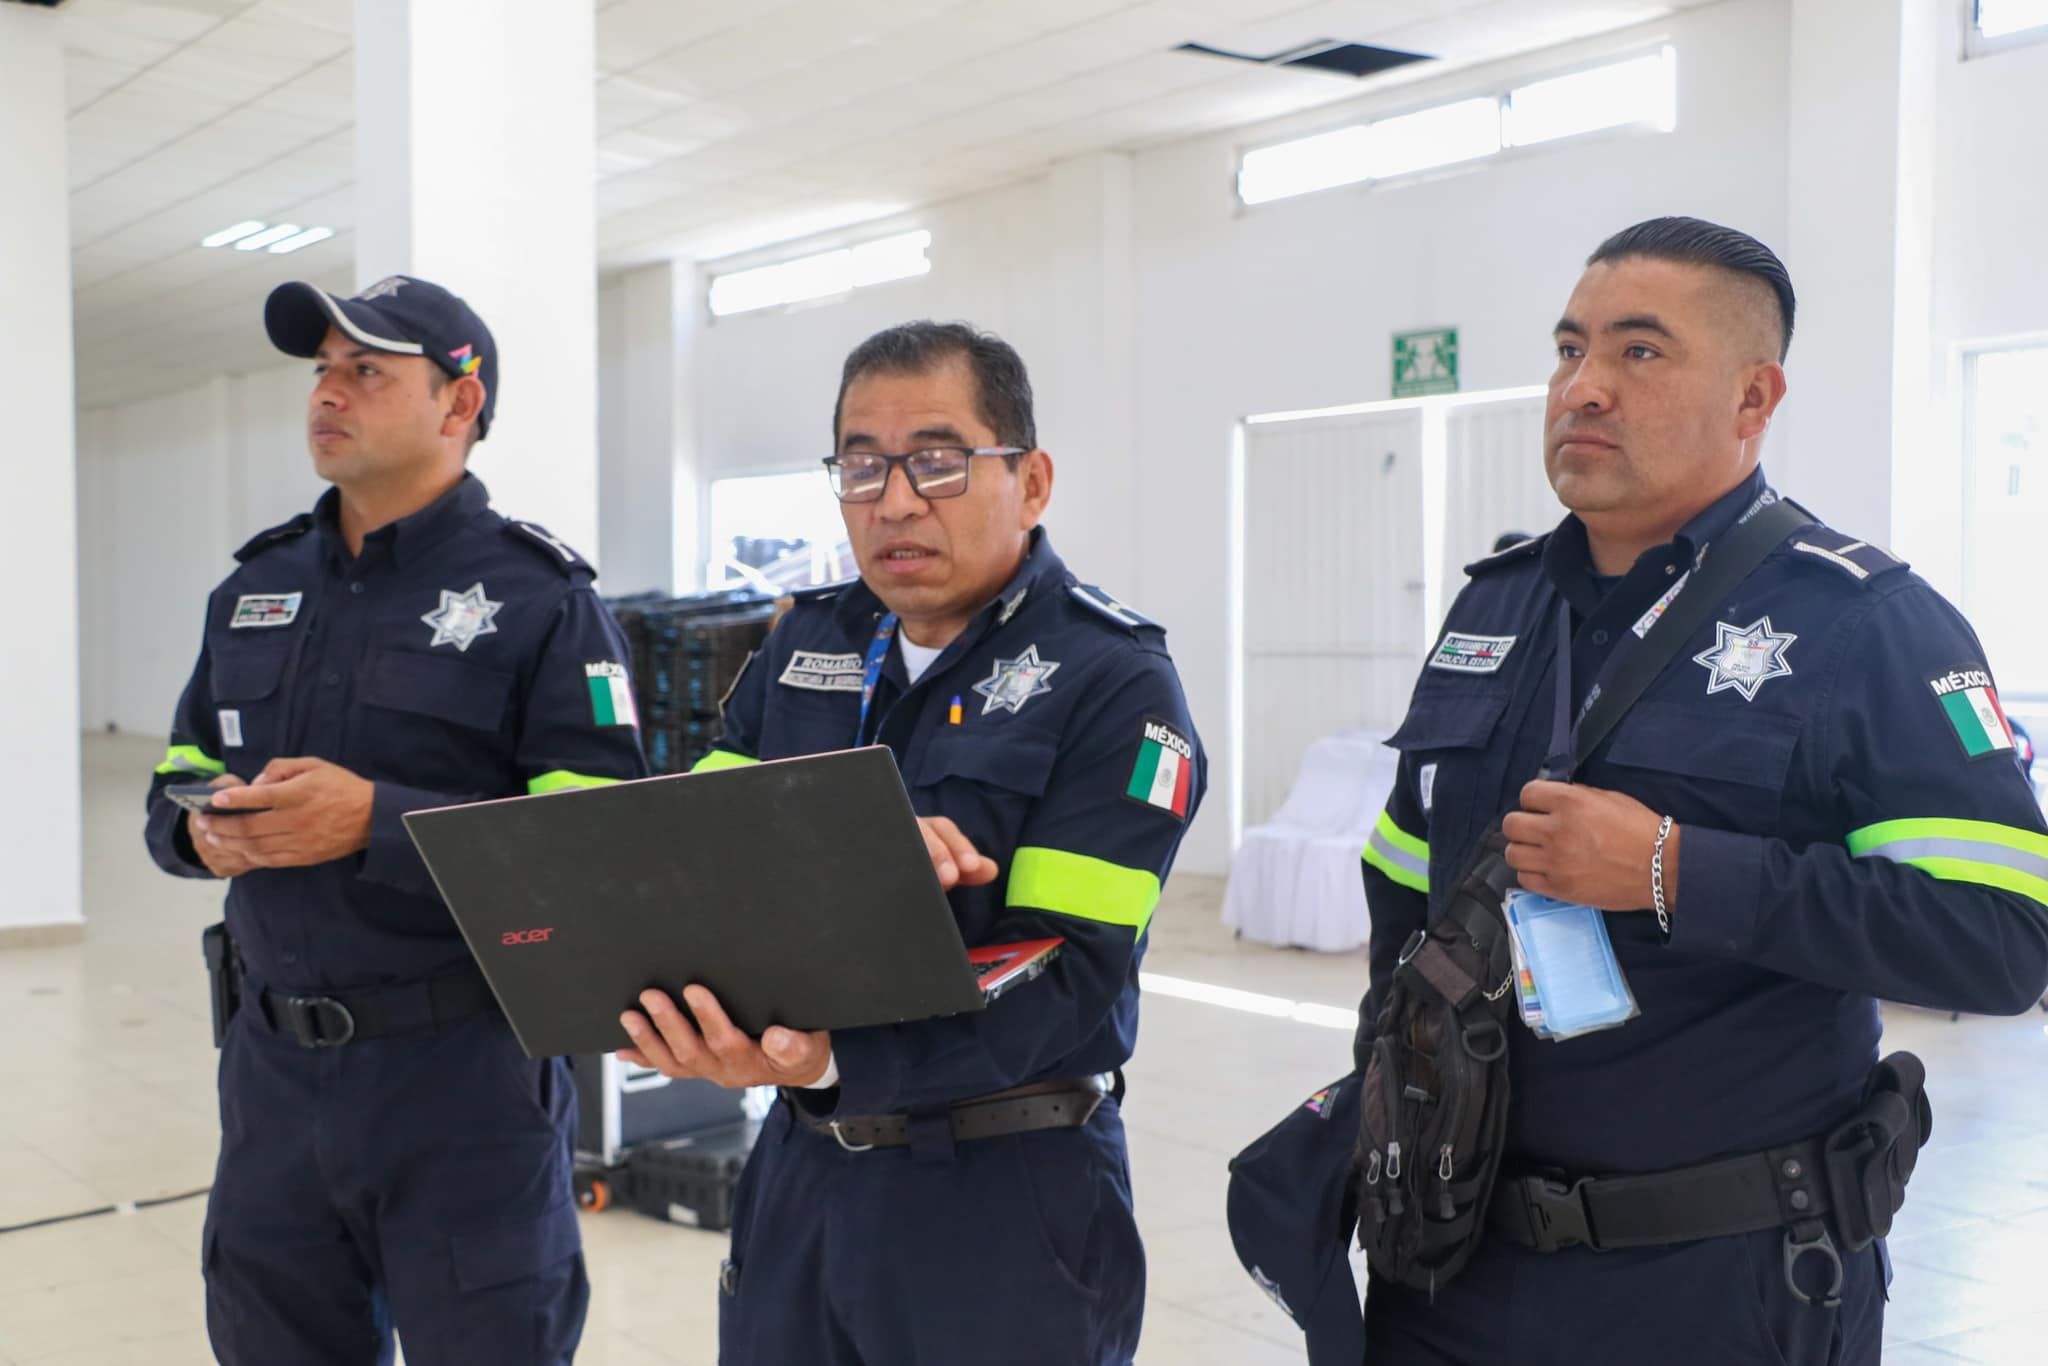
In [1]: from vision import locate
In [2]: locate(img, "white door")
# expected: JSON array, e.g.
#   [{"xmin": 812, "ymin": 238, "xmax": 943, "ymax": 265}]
[
  {"xmin": 1441, "ymin": 394, "xmax": 1559, "ymax": 589},
  {"xmin": 1240, "ymin": 408, "xmax": 1427, "ymax": 832}
]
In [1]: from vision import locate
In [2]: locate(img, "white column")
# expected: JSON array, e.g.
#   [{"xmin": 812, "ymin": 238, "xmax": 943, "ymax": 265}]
[
  {"xmin": 352, "ymin": 0, "xmax": 602, "ymax": 556},
  {"xmin": 1036, "ymin": 153, "xmax": 1139, "ymax": 596},
  {"xmin": 1782, "ymin": 0, "xmax": 1940, "ymax": 564},
  {"xmin": 0, "ymin": 5, "xmax": 83, "ymax": 941},
  {"xmin": 598, "ymin": 262, "xmax": 702, "ymax": 594}
]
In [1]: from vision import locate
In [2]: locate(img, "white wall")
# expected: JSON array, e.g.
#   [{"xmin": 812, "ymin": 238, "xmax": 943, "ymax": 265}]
[
  {"xmin": 4, "ymin": 4, "xmax": 83, "ymax": 933},
  {"xmin": 683, "ymin": 0, "xmax": 1793, "ymax": 875},
  {"xmin": 77, "ymin": 365, "xmax": 325, "ymax": 737}
]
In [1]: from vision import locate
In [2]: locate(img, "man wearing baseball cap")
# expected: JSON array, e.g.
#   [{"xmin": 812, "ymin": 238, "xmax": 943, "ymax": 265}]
[{"xmin": 144, "ymin": 274, "xmax": 648, "ymax": 1365}]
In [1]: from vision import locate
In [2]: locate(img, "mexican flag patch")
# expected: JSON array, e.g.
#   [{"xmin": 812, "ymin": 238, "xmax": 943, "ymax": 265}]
[
  {"xmin": 1126, "ymin": 717, "xmax": 1193, "ymax": 820},
  {"xmin": 1928, "ymin": 667, "xmax": 2013, "ymax": 759},
  {"xmin": 585, "ymin": 661, "xmax": 639, "ymax": 729}
]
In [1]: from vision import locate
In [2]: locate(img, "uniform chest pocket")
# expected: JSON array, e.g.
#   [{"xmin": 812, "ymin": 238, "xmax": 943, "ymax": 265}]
[
  {"xmin": 912, "ymin": 727, "xmax": 1062, "ymax": 849},
  {"xmin": 1386, "ymin": 687, "xmax": 1513, "ymax": 754},
  {"xmin": 211, "ymin": 647, "xmax": 290, "ymax": 703},
  {"xmin": 1386, "ymin": 686, "xmax": 1515, "ymax": 889},
  {"xmin": 1603, "ymin": 700, "xmax": 1801, "ymax": 785},
  {"xmin": 361, "ymin": 649, "xmax": 515, "ymax": 734},
  {"xmin": 1599, "ymin": 700, "xmax": 1802, "ymax": 832},
  {"xmin": 208, "ymin": 644, "xmax": 292, "ymax": 764}
]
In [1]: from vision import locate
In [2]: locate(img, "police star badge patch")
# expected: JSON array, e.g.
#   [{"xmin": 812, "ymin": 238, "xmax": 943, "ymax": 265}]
[
  {"xmin": 420, "ymin": 583, "xmax": 502, "ymax": 652},
  {"xmin": 1693, "ymin": 616, "xmax": 1796, "ymax": 701},
  {"xmin": 972, "ymin": 645, "xmax": 1060, "ymax": 715}
]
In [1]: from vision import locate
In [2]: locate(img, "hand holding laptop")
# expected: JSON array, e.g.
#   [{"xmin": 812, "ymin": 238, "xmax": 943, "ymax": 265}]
[{"xmin": 617, "ymin": 816, "xmax": 1002, "ymax": 1087}]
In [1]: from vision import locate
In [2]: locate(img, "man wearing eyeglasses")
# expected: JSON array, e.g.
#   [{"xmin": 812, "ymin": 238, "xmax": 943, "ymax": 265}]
[{"xmin": 618, "ymin": 320, "xmax": 1206, "ymax": 1365}]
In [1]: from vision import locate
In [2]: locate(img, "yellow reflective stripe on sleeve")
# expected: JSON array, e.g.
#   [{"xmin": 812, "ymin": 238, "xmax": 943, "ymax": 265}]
[
  {"xmin": 690, "ymin": 749, "xmax": 761, "ymax": 774},
  {"xmin": 1005, "ymin": 846, "xmax": 1162, "ymax": 934},
  {"xmin": 527, "ymin": 770, "xmax": 625, "ymax": 795},
  {"xmin": 155, "ymin": 745, "xmax": 226, "ymax": 777},
  {"xmin": 1847, "ymin": 817, "xmax": 2048, "ymax": 907},
  {"xmin": 1362, "ymin": 810, "xmax": 1430, "ymax": 894}
]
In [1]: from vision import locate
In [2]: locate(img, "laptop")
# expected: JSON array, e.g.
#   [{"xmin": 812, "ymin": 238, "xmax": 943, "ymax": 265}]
[{"xmin": 403, "ymin": 746, "xmax": 1062, "ymax": 1058}]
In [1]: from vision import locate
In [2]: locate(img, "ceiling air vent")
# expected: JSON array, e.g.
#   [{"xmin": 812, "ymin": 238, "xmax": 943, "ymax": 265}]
[{"xmin": 1178, "ymin": 39, "xmax": 1431, "ymax": 80}]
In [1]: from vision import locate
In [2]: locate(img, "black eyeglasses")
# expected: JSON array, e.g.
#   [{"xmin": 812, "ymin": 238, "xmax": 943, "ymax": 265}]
[{"xmin": 822, "ymin": 447, "xmax": 1026, "ymax": 503}]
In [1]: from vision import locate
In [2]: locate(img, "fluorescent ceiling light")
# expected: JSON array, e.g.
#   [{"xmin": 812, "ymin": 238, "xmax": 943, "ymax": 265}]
[
  {"xmin": 267, "ymin": 226, "xmax": 336, "ymax": 255},
  {"xmin": 1505, "ymin": 48, "xmax": 1676, "ymax": 147},
  {"xmin": 201, "ymin": 219, "xmax": 267, "ymax": 248},
  {"xmin": 708, "ymin": 229, "xmax": 932, "ymax": 317},
  {"xmin": 1237, "ymin": 124, "xmax": 1373, "ymax": 206},
  {"xmin": 234, "ymin": 223, "xmax": 304, "ymax": 252},
  {"xmin": 1363, "ymin": 97, "xmax": 1501, "ymax": 179},
  {"xmin": 1979, "ymin": 0, "xmax": 2048, "ymax": 39}
]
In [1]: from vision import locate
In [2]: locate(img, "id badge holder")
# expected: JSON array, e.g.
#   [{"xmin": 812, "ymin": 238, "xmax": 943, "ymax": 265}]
[{"xmin": 1503, "ymin": 890, "xmax": 1639, "ymax": 1041}]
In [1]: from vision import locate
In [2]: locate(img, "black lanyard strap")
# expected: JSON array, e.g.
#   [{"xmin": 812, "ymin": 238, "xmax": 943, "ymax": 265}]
[{"xmin": 1544, "ymin": 496, "xmax": 1811, "ymax": 782}]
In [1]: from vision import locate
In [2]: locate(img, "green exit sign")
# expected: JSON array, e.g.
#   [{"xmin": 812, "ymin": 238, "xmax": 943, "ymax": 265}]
[{"xmin": 1393, "ymin": 327, "xmax": 1459, "ymax": 398}]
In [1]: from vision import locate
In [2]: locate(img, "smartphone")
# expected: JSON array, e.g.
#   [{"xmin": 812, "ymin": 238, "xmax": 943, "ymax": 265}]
[{"xmin": 165, "ymin": 782, "xmax": 271, "ymax": 817}]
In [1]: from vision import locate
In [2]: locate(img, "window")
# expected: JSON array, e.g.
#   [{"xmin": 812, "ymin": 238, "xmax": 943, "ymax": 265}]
[
  {"xmin": 1238, "ymin": 125, "xmax": 1374, "ymax": 206},
  {"xmin": 1236, "ymin": 48, "xmax": 1676, "ymax": 207},
  {"xmin": 707, "ymin": 229, "xmax": 930, "ymax": 318},
  {"xmin": 705, "ymin": 470, "xmax": 853, "ymax": 591},
  {"xmin": 1362, "ymin": 98, "xmax": 1500, "ymax": 179},
  {"xmin": 1504, "ymin": 47, "xmax": 1676, "ymax": 147},
  {"xmin": 1969, "ymin": 0, "xmax": 2048, "ymax": 56},
  {"xmin": 1961, "ymin": 345, "xmax": 2048, "ymax": 711},
  {"xmin": 1977, "ymin": 0, "xmax": 2048, "ymax": 40}
]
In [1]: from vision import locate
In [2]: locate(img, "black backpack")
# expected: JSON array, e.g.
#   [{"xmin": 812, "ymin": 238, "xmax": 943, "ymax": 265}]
[
  {"xmin": 1353, "ymin": 498, "xmax": 1811, "ymax": 1294},
  {"xmin": 1354, "ymin": 830, "xmax": 1518, "ymax": 1292}
]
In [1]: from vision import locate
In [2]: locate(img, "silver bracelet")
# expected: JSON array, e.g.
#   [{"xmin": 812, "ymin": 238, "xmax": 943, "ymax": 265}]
[{"xmin": 1651, "ymin": 815, "xmax": 1675, "ymax": 935}]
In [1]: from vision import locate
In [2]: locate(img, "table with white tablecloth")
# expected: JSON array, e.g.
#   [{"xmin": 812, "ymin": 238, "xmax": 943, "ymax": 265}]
[{"xmin": 1222, "ymin": 727, "xmax": 1399, "ymax": 953}]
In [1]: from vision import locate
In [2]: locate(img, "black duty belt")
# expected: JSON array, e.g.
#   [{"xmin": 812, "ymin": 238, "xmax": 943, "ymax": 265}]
[
  {"xmin": 259, "ymin": 967, "xmax": 498, "ymax": 1048},
  {"xmin": 786, "ymin": 1075, "xmax": 1112, "ymax": 1151},
  {"xmin": 1489, "ymin": 1139, "xmax": 1832, "ymax": 1254}
]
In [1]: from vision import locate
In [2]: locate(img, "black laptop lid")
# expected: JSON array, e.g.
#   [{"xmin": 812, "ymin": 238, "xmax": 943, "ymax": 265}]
[{"xmin": 403, "ymin": 747, "xmax": 987, "ymax": 1057}]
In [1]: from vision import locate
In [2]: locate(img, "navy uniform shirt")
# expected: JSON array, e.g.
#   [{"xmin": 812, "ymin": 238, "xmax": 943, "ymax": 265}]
[
  {"xmin": 701, "ymin": 530, "xmax": 1206, "ymax": 1115},
  {"xmin": 1361, "ymin": 467, "xmax": 2048, "ymax": 1175},
  {"xmin": 145, "ymin": 474, "xmax": 650, "ymax": 992}
]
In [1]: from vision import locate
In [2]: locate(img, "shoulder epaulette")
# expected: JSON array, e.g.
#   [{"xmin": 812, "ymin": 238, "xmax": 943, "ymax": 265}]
[
  {"xmin": 1069, "ymin": 582, "xmax": 1162, "ymax": 633},
  {"xmin": 1785, "ymin": 526, "xmax": 1909, "ymax": 584},
  {"xmin": 1464, "ymin": 533, "xmax": 1550, "ymax": 577},
  {"xmin": 505, "ymin": 520, "xmax": 593, "ymax": 578},
  {"xmin": 233, "ymin": 513, "xmax": 316, "ymax": 563}
]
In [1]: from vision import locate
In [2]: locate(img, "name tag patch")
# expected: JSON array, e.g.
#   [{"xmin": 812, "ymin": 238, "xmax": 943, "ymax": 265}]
[
  {"xmin": 230, "ymin": 592, "xmax": 302, "ymax": 629},
  {"xmin": 1429, "ymin": 632, "xmax": 1516, "ymax": 674},
  {"xmin": 780, "ymin": 650, "xmax": 863, "ymax": 693},
  {"xmin": 218, "ymin": 709, "xmax": 243, "ymax": 748}
]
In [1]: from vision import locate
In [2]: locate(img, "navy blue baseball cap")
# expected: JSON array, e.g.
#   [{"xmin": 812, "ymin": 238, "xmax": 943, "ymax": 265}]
[
  {"xmin": 265, "ymin": 275, "xmax": 497, "ymax": 438},
  {"xmin": 1226, "ymin": 1072, "xmax": 1367, "ymax": 1364}
]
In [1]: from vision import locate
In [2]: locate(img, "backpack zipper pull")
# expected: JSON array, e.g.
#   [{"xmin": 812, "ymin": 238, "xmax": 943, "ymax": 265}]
[
  {"xmin": 1364, "ymin": 1149, "xmax": 1382, "ymax": 1185},
  {"xmin": 1437, "ymin": 1144, "xmax": 1456, "ymax": 1220},
  {"xmin": 1387, "ymin": 1141, "xmax": 1402, "ymax": 1179}
]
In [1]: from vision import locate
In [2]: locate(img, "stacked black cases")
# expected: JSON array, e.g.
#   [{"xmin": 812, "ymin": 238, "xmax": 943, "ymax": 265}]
[{"xmin": 600, "ymin": 589, "xmax": 774, "ymax": 774}]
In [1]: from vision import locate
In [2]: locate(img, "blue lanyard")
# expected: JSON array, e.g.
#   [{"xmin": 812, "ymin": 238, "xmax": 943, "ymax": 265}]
[{"xmin": 856, "ymin": 612, "xmax": 899, "ymax": 745}]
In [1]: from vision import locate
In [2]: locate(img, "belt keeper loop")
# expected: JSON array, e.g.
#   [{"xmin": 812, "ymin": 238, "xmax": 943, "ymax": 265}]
[{"xmin": 907, "ymin": 1106, "xmax": 955, "ymax": 1165}]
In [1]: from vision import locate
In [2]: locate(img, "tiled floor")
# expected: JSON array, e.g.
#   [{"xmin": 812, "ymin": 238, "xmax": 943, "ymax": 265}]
[{"xmin": 0, "ymin": 734, "xmax": 2044, "ymax": 1363}]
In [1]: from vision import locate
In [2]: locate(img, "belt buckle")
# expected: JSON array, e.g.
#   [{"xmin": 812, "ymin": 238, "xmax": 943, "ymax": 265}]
[
  {"xmin": 1520, "ymin": 1175, "xmax": 1596, "ymax": 1253},
  {"xmin": 285, "ymin": 995, "xmax": 356, "ymax": 1048}
]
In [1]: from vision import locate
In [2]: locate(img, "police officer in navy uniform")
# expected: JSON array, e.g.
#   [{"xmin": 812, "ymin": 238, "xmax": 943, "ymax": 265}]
[
  {"xmin": 145, "ymin": 276, "xmax": 648, "ymax": 1365},
  {"xmin": 616, "ymin": 321, "xmax": 1205, "ymax": 1365},
  {"xmin": 1356, "ymin": 219, "xmax": 2048, "ymax": 1364}
]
